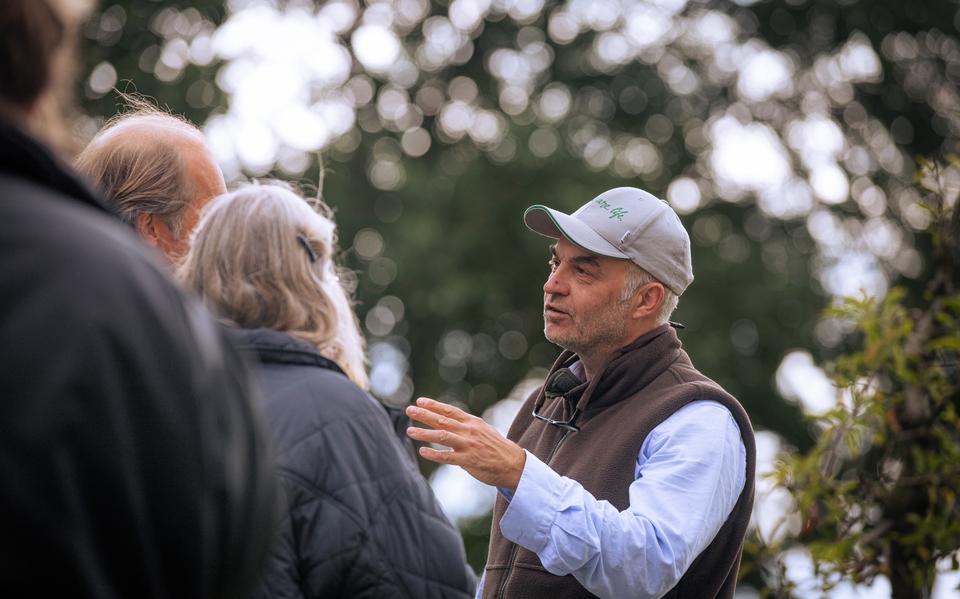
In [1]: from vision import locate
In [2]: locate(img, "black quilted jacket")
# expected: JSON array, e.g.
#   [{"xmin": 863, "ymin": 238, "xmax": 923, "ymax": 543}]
[{"xmin": 236, "ymin": 328, "xmax": 476, "ymax": 599}]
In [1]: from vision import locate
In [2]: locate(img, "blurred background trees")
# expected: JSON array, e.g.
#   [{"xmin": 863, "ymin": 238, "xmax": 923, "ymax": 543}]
[
  {"xmin": 75, "ymin": 0, "xmax": 960, "ymax": 595},
  {"xmin": 755, "ymin": 162, "xmax": 958, "ymax": 598}
]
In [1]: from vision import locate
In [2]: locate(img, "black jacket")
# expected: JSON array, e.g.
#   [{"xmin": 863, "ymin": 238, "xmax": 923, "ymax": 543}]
[
  {"xmin": 0, "ymin": 119, "xmax": 278, "ymax": 598},
  {"xmin": 235, "ymin": 328, "xmax": 476, "ymax": 599}
]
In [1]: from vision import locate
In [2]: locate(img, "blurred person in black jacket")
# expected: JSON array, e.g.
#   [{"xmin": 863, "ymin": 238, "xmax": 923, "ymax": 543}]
[
  {"xmin": 178, "ymin": 181, "xmax": 476, "ymax": 599},
  {"xmin": 0, "ymin": 1, "xmax": 277, "ymax": 597}
]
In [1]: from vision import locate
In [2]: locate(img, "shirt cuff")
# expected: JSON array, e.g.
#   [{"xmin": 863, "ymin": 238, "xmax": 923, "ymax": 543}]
[{"xmin": 498, "ymin": 450, "xmax": 568, "ymax": 554}]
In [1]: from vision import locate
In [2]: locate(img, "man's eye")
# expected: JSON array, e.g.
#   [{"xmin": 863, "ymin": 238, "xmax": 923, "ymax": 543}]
[{"xmin": 548, "ymin": 259, "xmax": 559, "ymax": 270}]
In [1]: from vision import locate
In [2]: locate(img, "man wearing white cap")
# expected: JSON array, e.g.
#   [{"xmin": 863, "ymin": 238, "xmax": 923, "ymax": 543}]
[{"xmin": 407, "ymin": 188, "xmax": 756, "ymax": 599}]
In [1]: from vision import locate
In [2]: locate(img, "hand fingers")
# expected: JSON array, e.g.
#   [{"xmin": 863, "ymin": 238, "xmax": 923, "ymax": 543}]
[
  {"xmin": 406, "ymin": 404, "xmax": 464, "ymax": 431},
  {"xmin": 417, "ymin": 446, "xmax": 463, "ymax": 465},
  {"xmin": 415, "ymin": 397, "xmax": 470, "ymax": 422},
  {"xmin": 406, "ymin": 426, "xmax": 468, "ymax": 450}
]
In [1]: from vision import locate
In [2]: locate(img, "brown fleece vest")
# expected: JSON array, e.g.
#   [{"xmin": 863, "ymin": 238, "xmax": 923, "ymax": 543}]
[{"xmin": 483, "ymin": 325, "xmax": 756, "ymax": 599}]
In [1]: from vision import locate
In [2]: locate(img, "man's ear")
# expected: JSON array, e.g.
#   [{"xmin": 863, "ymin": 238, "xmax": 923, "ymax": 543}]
[
  {"xmin": 135, "ymin": 213, "xmax": 161, "ymax": 249},
  {"xmin": 631, "ymin": 283, "xmax": 665, "ymax": 320}
]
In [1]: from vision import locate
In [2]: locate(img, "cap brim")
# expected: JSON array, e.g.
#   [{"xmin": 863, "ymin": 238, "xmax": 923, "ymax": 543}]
[{"xmin": 524, "ymin": 205, "xmax": 628, "ymax": 259}]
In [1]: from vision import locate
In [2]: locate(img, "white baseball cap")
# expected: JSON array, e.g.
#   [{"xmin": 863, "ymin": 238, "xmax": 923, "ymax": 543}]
[{"xmin": 524, "ymin": 187, "xmax": 694, "ymax": 295}]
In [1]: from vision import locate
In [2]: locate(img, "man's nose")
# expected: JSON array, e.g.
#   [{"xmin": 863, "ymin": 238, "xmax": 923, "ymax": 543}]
[{"xmin": 544, "ymin": 268, "xmax": 567, "ymax": 295}]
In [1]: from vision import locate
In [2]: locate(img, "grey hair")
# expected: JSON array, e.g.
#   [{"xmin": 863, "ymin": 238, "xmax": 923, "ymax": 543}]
[
  {"xmin": 619, "ymin": 262, "xmax": 679, "ymax": 325},
  {"xmin": 74, "ymin": 94, "xmax": 201, "ymax": 238},
  {"xmin": 177, "ymin": 180, "xmax": 369, "ymax": 390}
]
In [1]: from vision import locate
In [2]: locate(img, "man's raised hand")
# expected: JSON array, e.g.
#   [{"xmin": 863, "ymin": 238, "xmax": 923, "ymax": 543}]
[{"xmin": 406, "ymin": 397, "xmax": 526, "ymax": 491}]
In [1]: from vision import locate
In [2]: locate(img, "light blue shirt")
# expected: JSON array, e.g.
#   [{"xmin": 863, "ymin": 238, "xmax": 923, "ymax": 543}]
[{"xmin": 476, "ymin": 400, "xmax": 747, "ymax": 599}]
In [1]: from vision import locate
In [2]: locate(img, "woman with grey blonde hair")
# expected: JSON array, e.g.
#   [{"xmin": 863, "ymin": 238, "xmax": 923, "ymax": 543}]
[
  {"xmin": 179, "ymin": 182, "xmax": 475, "ymax": 599},
  {"xmin": 179, "ymin": 180, "xmax": 367, "ymax": 388}
]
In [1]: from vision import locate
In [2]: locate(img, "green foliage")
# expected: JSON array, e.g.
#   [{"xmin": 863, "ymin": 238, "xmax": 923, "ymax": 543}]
[{"xmin": 754, "ymin": 163, "xmax": 960, "ymax": 597}]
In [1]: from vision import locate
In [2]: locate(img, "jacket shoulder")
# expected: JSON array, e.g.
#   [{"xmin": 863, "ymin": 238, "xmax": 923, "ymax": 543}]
[
  {"xmin": 258, "ymin": 364, "xmax": 388, "ymax": 433},
  {"xmin": 0, "ymin": 174, "xmax": 184, "ymax": 322},
  {"xmin": 255, "ymin": 365, "xmax": 476, "ymax": 598},
  {"xmin": 0, "ymin": 174, "xmax": 224, "ymax": 375},
  {"xmin": 663, "ymin": 355, "xmax": 756, "ymax": 456},
  {"xmin": 255, "ymin": 363, "xmax": 405, "ymax": 473}
]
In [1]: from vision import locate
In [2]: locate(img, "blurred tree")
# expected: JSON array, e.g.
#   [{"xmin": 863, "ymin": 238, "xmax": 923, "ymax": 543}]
[
  {"xmin": 752, "ymin": 159, "xmax": 959, "ymax": 598},
  {"xmin": 78, "ymin": 0, "xmax": 226, "ymax": 125},
  {"xmin": 74, "ymin": 0, "xmax": 960, "ymax": 587}
]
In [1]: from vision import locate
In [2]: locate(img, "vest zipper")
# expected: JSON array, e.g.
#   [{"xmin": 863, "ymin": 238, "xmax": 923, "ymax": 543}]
[
  {"xmin": 495, "ymin": 426, "xmax": 572, "ymax": 599},
  {"xmin": 494, "ymin": 540, "xmax": 520, "ymax": 599}
]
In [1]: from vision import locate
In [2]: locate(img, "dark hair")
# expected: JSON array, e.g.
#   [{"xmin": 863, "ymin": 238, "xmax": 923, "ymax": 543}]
[{"xmin": 0, "ymin": 0, "xmax": 65, "ymax": 110}]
